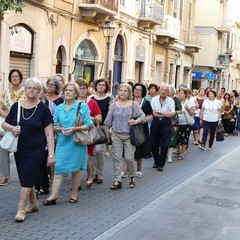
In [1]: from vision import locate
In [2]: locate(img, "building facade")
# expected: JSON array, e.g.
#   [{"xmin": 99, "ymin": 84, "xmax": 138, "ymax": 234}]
[
  {"xmin": 194, "ymin": 0, "xmax": 240, "ymax": 92},
  {"xmin": 0, "ymin": 0, "xmax": 200, "ymax": 94}
]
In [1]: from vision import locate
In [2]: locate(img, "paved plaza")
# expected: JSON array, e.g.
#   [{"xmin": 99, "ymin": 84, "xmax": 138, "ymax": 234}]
[{"xmin": 1, "ymin": 134, "xmax": 240, "ymax": 240}]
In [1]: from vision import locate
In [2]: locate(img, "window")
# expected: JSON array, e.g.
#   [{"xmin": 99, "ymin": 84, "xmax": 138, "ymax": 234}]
[
  {"xmin": 173, "ymin": 0, "xmax": 178, "ymax": 18},
  {"xmin": 120, "ymin": 0, "xmax": 125, "ymax": 7},
  {"xmin": 179, "ymin": 0, "xmax": 184, "ymax": 24}
]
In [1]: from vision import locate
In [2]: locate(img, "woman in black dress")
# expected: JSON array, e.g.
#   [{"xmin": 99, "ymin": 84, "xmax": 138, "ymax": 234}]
[{"xmin": 2, "ymin": 77, "xmax": 55, "ymax": 222}]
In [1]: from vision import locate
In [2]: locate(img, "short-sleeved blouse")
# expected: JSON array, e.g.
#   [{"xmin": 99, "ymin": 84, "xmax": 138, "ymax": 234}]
[
  {"xmin": 104, "ymin": 101, "xmax": 145, "ymax": 134},
  {"xmin": 53, "ymin": 101, "xmax": 93, "ymax": 174}
]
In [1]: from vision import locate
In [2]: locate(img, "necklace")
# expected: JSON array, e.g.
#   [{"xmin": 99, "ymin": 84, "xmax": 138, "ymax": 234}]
[
  {"xmin": 208, "ymin": 99, "xmax": 215, "ymax": 112},
  {"xmin": 22, "ymin": 102, "xmax": 38, "ymax": 120}
]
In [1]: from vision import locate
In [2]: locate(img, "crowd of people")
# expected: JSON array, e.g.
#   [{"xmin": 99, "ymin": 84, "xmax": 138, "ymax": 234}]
[{"xmin": 0, "ymin": 69, "xmax": 240, "ymax": 222}]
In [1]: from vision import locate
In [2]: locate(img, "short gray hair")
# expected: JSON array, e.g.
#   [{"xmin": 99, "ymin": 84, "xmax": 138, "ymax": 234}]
[
  {"xmin": 24, "ymin": 77, "xmax": 42, "ymax": 93},
  {"xmin": 47, "ymin": 76, "xmax": 61, "ymax": 95}
]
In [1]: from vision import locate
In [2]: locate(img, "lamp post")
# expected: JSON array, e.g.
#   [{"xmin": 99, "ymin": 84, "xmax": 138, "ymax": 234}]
[{"xmin": 103, "ymin": 20, "xmax": 115, "ymax": 81}]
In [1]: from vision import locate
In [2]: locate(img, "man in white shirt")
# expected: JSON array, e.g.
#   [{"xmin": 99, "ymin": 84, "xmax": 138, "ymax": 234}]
[{"xmin": 150, "ymin": 84, "xmax": 175, "ymax": 171}]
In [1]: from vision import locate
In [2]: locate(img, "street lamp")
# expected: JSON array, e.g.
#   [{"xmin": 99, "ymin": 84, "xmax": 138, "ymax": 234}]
[{"xmin": 102, "ymin": 20, "xmax": 115, "ymax": 81}]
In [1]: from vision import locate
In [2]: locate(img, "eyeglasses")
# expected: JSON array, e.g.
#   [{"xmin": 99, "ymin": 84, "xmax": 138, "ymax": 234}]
[
  {"xmin": 97, "ymin": 84, "xmax": 106, "ymax": 87},
  {"xmin": 79, "ymin": 88, "xmax": 87, "ymax": 91},
  {"xmin": 134, "ymin": 88, "xmax": 142, "ymax": 91},
  {"xmin": 47, "ymin": 83, "xmax": 56, "ymax": 87}
]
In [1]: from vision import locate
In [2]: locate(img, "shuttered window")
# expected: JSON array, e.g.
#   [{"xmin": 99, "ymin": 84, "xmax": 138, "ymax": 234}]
[{"xmin": 9, "ymin": 52, "xmax": 31, "ymax": 81}]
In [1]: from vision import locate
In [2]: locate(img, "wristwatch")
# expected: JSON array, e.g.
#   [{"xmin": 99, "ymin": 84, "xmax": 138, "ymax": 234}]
[{"xmin": 48, "ymin": 155, "xmax": 54, "ymax": 159}]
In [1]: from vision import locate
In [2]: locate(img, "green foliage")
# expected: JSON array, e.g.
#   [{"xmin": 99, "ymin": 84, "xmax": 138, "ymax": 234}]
[{"xmin": 0, "ymin": 0, "xmax": 25, "ymax": 20}]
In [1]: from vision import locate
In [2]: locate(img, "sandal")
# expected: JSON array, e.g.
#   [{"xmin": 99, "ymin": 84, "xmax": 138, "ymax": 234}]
[
  {"xmin": 110, "ymin": 181, "xmax": 122, "ymax": 190},
  {"xmin": 25, "ymin": 203, "xmax": 39, "ymax": 213},
  {"xmin": 136, "ymin": 171, "xmax": 142, "ymax": 178},
  {"xmin": 15, "ymin": 210, "xmax": 26, "ymax": 222},
  {"xmin": 93, "ymin": 175, "xmax": 98, "ymax": 183},
  {"xmin": 86, "ymin": 180, "xmax": 93, "ymax": 189},
  {"xmin": 69, "ymin": 197, "xmax": 78, "ymax": 203},
  {"xmin": 178, "ymin": 154, "xmax": 184, "ymax": 160},
  {"xmin": 97, "ymin": 176, "xmax": 103, "ymax": 184},
  {"xmin": 129, "ymin": 177, "xmax": 135, "ymax": 189}
]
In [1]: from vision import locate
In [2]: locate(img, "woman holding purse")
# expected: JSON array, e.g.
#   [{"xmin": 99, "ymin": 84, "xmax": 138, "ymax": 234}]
[
  {"xmin": 44, "ymin": 82, "xmax": 93, "ymax": 205},
  {"xmin": 2, "ymin": 77, "xmax": 55, "ymax": 222},
  {"xmin": 104, "ymin": 83, "xmax": 145, "ymax": 190}
]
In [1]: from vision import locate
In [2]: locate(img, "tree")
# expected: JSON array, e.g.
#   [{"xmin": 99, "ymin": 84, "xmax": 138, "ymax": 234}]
[{"xmin": 0, "ymin": 0, "xmax": 25, "ymax": 20}]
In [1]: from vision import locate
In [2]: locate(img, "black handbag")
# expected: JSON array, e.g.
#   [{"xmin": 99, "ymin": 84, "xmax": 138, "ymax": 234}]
[
  {"xmin": 216, "ymin": 124, "xmax": 224, "ymax": 142},
  {"xmin": 94, "ymin": 125, "xmax": 108, "ymax": 145},
  {"xmin": 129, "ymin": 101, "xmax": 146, "ymax": 146}
]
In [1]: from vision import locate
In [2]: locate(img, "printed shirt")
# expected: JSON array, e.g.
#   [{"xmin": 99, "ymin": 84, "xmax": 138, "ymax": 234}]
[{"xmin": 0, "ymin": 88, "xmax": 25, "ymax": 113}]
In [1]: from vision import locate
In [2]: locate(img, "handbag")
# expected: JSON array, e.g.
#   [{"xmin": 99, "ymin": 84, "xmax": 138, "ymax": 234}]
[
  {"xmin": 216, "ymin": 124, "xmax": 224, "ymax": 142},
  {"xmin": 0, "ymin": 101, "xmax": 21, "ymax": 152},
  {"xmin": 129, "ymin": 101, "xmax": 146, "ymax": 146},
  {"xmin": 94, "ymin": 125, "xmax": 108, "ymax": 145},
  {"xmin": 0, "ymin": 117, "xmax": 5, "ymax": 136},
  {"xmin": 73, "ymin": 102, "xmax": 100, "ymax": 146},
  {"xmin": 184, "ymin": 109, "xmax": 195, "ymax": 126}
]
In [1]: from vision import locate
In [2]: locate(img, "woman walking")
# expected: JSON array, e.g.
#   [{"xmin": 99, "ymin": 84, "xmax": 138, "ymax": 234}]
[
  {"xmin": 2, "ymin": 77, "xmax": 55, "ymax": 222},
  {"xmin": 104, "ymin": 83, "xmax": 145, "ymax": 189}
]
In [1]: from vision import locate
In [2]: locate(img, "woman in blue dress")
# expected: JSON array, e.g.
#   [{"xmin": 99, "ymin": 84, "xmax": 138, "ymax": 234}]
[{"xmin": 44, "ymin": 82, "xmax": 93, "ymax": 205}]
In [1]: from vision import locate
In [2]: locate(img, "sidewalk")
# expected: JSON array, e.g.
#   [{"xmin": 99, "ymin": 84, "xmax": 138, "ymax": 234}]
[{"xmin": 96, "ymin": 146, "xmax": 240, "ymax": 240}]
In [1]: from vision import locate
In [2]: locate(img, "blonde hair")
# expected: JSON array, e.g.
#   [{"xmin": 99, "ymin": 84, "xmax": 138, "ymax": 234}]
[
  {"xmin": 117, "ymin": 83, "xmax": 132, "ymax": 100},
  {"xmin": 62, "ymin": 82, "xmax": 80, "ymax": 99}
]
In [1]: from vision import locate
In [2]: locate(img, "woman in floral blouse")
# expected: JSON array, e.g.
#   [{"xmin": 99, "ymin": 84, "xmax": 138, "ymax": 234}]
[{"xmin": 0, "ymin": 69, "xmax": 25, "ymax": 186}]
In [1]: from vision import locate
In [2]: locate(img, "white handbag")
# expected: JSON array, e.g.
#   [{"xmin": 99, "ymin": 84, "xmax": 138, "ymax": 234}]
[
  {"xmin": 184, "ymin": 109, "xmax": 195, "ymax": 126},
  {"xmin": 0, "ymin": 102, "xmax": 21, "ymax": 152}
]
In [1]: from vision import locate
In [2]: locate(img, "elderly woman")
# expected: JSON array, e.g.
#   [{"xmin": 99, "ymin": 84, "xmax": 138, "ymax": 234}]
[
  {"xmin": 0, "ymin": 69, "xmax": 25, "ymax": 186},
  {"xmin": 35, "ymin": 77, "xmax": 64, "ymax": 196},
  {"xmin": 177, "ymin": 88, "xmax": 195, "ymax": 160},
  {"xmin": 44, "ymin": 82, "xmax": 93, "ymax": 205},
  {"xmin": 2, "ymin": 77, "xmax": 55, "ymax": 222},
  {"xmin": 91, "ymin": 78, "xmax": 112, "ymax": 183},
  {"xmin": 132, "ymin": 83, "xmax": 152, "ymax": 176},
  {"xmin": 199, "ymin": 89, "xmax": 222, "ymax": 151},
  {"xmin": 76, "ymin": 79, "xmax": 102, "ymax": 188},
  {"xmin": 145, "ymin": 83, "xmax": 159, "ymax": 102},
  {"xmin": 104, "ymin": 83, "xmax": 145, "ymax": 190}
]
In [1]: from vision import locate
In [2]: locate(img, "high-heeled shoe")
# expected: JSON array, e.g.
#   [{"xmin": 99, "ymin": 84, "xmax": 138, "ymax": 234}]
[
  {"xmin": 43, "ymin": 198, "xmax": 58, "ymax": 206},
  {"xmin": 15, "ymin": 210, "xmax": 26, "ymax": 222}
]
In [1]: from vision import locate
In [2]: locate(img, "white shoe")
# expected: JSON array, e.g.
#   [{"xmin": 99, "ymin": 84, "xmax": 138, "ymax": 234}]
[
  {"xmin": 121, "ymin": 172, "xmax": 128, "ymax": 178},
  {"xmin": 168, "ymin": 158, "xmax": 173, "ymax": 163},
  {"xmin": 135, "ymin": 171, "xmax": 142, "ymax": 177}
]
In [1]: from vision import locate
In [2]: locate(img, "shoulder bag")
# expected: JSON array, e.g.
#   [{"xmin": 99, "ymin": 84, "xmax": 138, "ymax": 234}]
[
  {"xmin": 216, "ymin": 124, "xmax": 224, "ymax": 142},
  {"xmin": 73, "ymin": 102, "xmax": 100, "ymax": 146},
  {"xmin": 0, "ymin": 101, "xmax": 21, "ymax": 152},
  {"xmin": 93, "ymin": 119, "xmax": 108, "ymax": 145},
  {"xmin": 129, "ymin": 101, "xmax": 146, "ymax": 146},
  {"xmin": 184, "ymin": 109, "xmax": 195, "ymax": 126}
]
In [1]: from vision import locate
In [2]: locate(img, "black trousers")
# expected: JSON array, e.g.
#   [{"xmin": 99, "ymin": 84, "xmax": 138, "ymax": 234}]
[{"xmin": 150, "ymin": 118, "xmax": 172, "ymax": 168}]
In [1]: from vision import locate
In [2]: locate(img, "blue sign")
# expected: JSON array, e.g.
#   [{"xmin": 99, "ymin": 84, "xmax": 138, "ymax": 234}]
[
  {"xmin": 192, "ymin": 72, "xmax": 203, "ymax": 79},
  {"xmin": 206, "ymin": 72, "xmax": 214, "ymax": 79}
]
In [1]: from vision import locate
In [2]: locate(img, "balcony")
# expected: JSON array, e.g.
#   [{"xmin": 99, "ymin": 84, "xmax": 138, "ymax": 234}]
[
  {"xmin": 185, "ymin": 30, "xmax": 202, "ymax": 53},
  {"xmin": 136, "ymin": 0, "xmax": 164, "ymax": 29},
  {"xmin": 155, "ymin": 15, "xmax": 180, "ymax": 44},
  {"xmin": 218, "ymin": 17, "xmax": 232, "ymax": 33},
  {"xmin": 216, "ymin": 54, "xmax": 230, "ymax": 68},
  {"xmin": 79, "ymin": 0, "xmax": 118, "ymax": 21}
]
